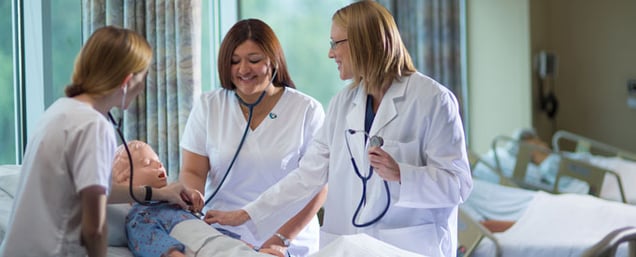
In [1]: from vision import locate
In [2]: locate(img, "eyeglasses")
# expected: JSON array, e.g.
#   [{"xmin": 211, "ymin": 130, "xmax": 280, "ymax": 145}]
[{"xmin": 329, "ymin": 39, "xmax": 348, "ymax": 49}]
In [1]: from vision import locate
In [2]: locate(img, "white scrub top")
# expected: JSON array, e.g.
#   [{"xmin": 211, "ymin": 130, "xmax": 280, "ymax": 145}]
[
  {"xmin": 0, "ymin": 98, "xmax": 115, "ymax": 257},
  {"xmin": 181, "ymin": 87, "xmax": 325, "ymax": 256},
  {"xmin": 244, "ymin": 72, "xmax": 473, "ymax": 257}
]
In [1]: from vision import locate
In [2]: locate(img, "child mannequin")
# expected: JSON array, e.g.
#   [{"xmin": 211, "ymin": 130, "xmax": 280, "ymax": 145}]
[{"xmin": 112, "ymin": 140, "xmax": 285, "ymax": 257}]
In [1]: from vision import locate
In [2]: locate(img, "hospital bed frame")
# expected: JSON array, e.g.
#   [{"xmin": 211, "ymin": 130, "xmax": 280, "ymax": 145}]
[
  {"xmin": 555, "ymin": 156, "xmax": 627, "ymax": 203},
  {"xmin": 457, "ymin": 208, "xmax": 501, "ymax": 257},
  {"xmin": 552, "ymin": 130, "xmax": 636, "ymax": 162},
  {"xmin": 582, "ymin": 226, "xmax": 636, "ymax": 257},
  {"xmin": 469, "ymin": 147, "xmax": 517, "ymax": 188},
  {"xmin": 490, "ymin": 135, "xmax": 627, "ymax": 203},
  {"xmin": 491, "ymin": 135, "xmax": 554, "ymax": 191}
]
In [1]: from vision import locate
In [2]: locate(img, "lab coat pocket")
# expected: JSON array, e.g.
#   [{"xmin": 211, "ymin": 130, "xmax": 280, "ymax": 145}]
[
  {"xmin": 381, "ymin": 139, "xmax": 423, "ymax": 165},
  {"xmin": 377, "ymin": 223, "xmax": 442, "ymax": 257}
]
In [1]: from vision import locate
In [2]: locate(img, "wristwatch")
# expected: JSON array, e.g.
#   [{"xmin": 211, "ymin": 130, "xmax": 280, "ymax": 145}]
[{"xmin": 274, "ymin": 233, "xmax": 291, "ymax": 247}]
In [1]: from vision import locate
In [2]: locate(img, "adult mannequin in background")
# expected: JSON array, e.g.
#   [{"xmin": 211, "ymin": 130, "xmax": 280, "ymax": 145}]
[
  {"xmin": 179, "ymin": 19, "xmax": 327, "ymax": 257},
  {"xmin": 112, "ymin": 141, "xmax": 285, "ymax": 257},
  {"xmin": 204, "ymin": 2, "xmax": 472, "ymax": 257},
  {"xmin": 0, "ymin": 26, "xmax": 198, "ymax": 257}
]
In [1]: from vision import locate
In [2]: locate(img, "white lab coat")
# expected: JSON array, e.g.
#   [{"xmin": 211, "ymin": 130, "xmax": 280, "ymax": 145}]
[{"xmin": 244, "ymin": 72, "xmax": 472, "ymax": 257}]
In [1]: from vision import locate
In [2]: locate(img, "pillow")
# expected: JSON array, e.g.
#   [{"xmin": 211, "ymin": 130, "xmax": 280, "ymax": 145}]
[{"xmin": 107, "ymin": 204, "xmax": 132, "ymax": 247}]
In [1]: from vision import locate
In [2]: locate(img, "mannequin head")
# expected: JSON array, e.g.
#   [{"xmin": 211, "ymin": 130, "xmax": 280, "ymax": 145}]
[{"xmin": 112, "ymin": 140, "xmax": 167, "ymax": 188}]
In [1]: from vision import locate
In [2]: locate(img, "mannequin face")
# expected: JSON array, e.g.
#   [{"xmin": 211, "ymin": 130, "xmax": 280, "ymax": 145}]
[{"xmin": 112, "ymin": 141, "xmax": 167, "ymax": 188}]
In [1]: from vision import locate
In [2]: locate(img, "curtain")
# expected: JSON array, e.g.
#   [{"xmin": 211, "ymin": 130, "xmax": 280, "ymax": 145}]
[
  {"xmin": 376, "ymin": 0, "xmax": 463, "ymax": 109},
  {"xmin": 82, "ymin": 0, "xmax": 201, "ymax": 181}
]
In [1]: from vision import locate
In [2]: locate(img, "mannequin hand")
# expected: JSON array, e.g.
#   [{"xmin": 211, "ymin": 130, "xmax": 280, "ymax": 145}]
[
  {"xmin": 204, "ymin": 209, "xmax": 250, "ymax": 226},
  {"xmin": 368, "ymin": 146, "xmax": 401, "ymax": 182}
]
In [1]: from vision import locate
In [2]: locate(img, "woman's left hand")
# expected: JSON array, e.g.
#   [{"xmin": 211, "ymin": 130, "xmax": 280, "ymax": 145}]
[
  {"xmin": 204, "ymin": 209, "xmax": 250, "ymax": 226},
  {"xmin": 368, "ymin": 146, "xmax": 401, "ymax": 182}
]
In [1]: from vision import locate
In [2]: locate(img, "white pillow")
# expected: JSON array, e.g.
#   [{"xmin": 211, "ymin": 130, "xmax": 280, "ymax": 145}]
[{"xmin": 107, "ymin": 204, "xmax": 132, "ymax": 247}]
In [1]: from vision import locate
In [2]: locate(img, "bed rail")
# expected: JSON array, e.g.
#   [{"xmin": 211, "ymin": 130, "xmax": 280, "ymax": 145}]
[
  {"xmin": 582, "ymin": 226, "xmax": 636, "ymax": 257},
  {"xmin": 457, "ymin": 208, "xmax": 501, "ymax": 257},
  {"xmin": 554, "ymin": 155, "xmax": 627, "ymax": 203},
  {"xmin": 491, "ymin": 135, "xmax": 553, "ymax": 191},
  {"xmin": 552, "ymin": 130, "xmax": 636, "ymax": 162}
]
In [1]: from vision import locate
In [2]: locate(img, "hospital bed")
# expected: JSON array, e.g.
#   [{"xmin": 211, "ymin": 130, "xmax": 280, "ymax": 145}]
[
  {"xmin": 474, "ymin": 133, "xmax": 632, "ymax": 203},
  {"xmin": 458, "ymin": 178, "xmax": 636, "ymax": 257},
  {"xmin": 0, "ymin": 165, "xmax": 427, "ymax": 257}
]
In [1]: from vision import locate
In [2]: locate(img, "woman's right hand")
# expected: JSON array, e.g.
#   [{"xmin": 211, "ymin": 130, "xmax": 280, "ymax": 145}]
[
  {"xmin": 204, "ymin": 209, "xmax": 251, "ymax": 226},
  {"xmin": 155, "ymin": 182, "xmax": 196, "ymax": 209},
  {"xmin": 259, "ymin": 246, "xmax": 287, "ymax": 257}
]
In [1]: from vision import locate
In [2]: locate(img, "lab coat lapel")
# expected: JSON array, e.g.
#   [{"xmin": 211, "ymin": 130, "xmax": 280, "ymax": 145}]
[
  {"xmin": 369, "ymin": 78, "xmax": 406, "ymax": 137},
  {"xmin": 346, "ymin": 87, "xmax": 368, "ymax": 165}
]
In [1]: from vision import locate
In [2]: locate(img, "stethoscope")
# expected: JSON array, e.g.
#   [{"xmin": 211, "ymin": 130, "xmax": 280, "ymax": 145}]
[
  {"xmin": 344, "ymin": 95, "xmax": 391, "ymax": 227},
  {"xmin": 107, "ymin": 89, "xmax": 263, "ymax": 210},
  {"xmin": 202, "ymin": 68, "xmax": 278, "ymax": 207},
  {"xmin": 108, "ymin": 112, "xmax": 161, "ymax": 206}
]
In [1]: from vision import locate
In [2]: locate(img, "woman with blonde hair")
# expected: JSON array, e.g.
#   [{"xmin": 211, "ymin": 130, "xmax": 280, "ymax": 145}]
[
  {"xmin": 0, "ymin": 26, "xmax": 198, "ymax": 257},
  {"xmin": 205, "ymin": 2, "xmax": 472, "ymax": 257}
]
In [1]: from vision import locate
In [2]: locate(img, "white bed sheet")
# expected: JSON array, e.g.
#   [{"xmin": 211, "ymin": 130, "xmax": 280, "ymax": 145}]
[
  {"xmin": 312, "ymin": 233, "xmax": 426, "ymax": 257},
  {"xmin": 472, "ymin": 190, "xmax": 636, "ymax": 257}
]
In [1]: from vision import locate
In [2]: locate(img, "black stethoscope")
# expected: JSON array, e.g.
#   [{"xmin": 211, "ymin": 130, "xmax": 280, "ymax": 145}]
[
  {"xmin": 109, "ymin": 92, "xmax": 256, "ymax": 210},
  {"xmin": 344, "ymin": 95, "xmax": 391, "ymax": 227},
  {"xmin": 108, "ymin": 112, "xmax": 160, "ymax": 206}
]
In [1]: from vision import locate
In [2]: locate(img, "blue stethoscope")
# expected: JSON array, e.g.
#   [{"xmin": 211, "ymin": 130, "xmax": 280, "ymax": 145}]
[
  {"xmin": 203, "ymin": 68, "xmax": 278, "ymax": 207},
  {"xmin": 202, "ymin": 90, "xmax": 267, "ymax": 206},
  {"xmin": 344, "ymin": 95, "xmax": 391, "ymax": 227}
]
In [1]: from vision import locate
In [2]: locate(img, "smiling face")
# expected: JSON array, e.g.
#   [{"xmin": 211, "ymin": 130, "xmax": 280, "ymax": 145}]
[
  {"xmin": 112, "ymin": 140, "xmax": 168, "ymax": 188},
  {"xmin": 328, "ymin": 22, "xmax": 352, "ymax": 80},
  {"xmin": 231, "ymin": 40, "xmax": 274, "ymax": 100}
]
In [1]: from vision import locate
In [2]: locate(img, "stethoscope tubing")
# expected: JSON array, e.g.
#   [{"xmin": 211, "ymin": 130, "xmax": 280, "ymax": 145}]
[
  {"xmin": 202, "ymin": 90, "xmax": 266, "ymax": 206},
  {"xmin": 109, "ymin": 112, "xmax": 162, "ymax": 206},
  {"xmin": 344, "ymin": 129, "xmax": 391, "ymax": 227}
]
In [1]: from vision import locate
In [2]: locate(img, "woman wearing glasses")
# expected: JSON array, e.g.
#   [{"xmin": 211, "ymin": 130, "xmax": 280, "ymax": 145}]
[{"xmin": 206, "ymin": 2, "xmax": 472, "ymax": 257}]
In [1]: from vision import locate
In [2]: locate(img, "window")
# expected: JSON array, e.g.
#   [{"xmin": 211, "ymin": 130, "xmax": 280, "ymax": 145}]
[
  {"xmin": 6, "ymin": 1, "xmax": 352, "ymax": 164},
  {"xmin": 0, "ymin": 0, "xmax": 81, "ymax": 164},
  {"xmin": 239, "ymin": 0, "xmax": 352, "ymax": 107},
  {"xmin": 49, "ymin": 1, "xmax": 82, "ymax": 106},
  {"xmin": 0, "ymin": 0, "xmax": 15, "ymax": 163}
]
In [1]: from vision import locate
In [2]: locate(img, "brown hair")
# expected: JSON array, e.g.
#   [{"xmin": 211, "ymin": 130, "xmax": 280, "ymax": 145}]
[
  {"xmin": 217, "ymin": 19, "xmax": 295, "ymax": 90},
  {"xmin": 333, "ymin": 1, "xmax": 415, "ymax": 96},
  {"xmin": 65, "ymin": 26, "xmax": 153, "ymax": 97}
]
